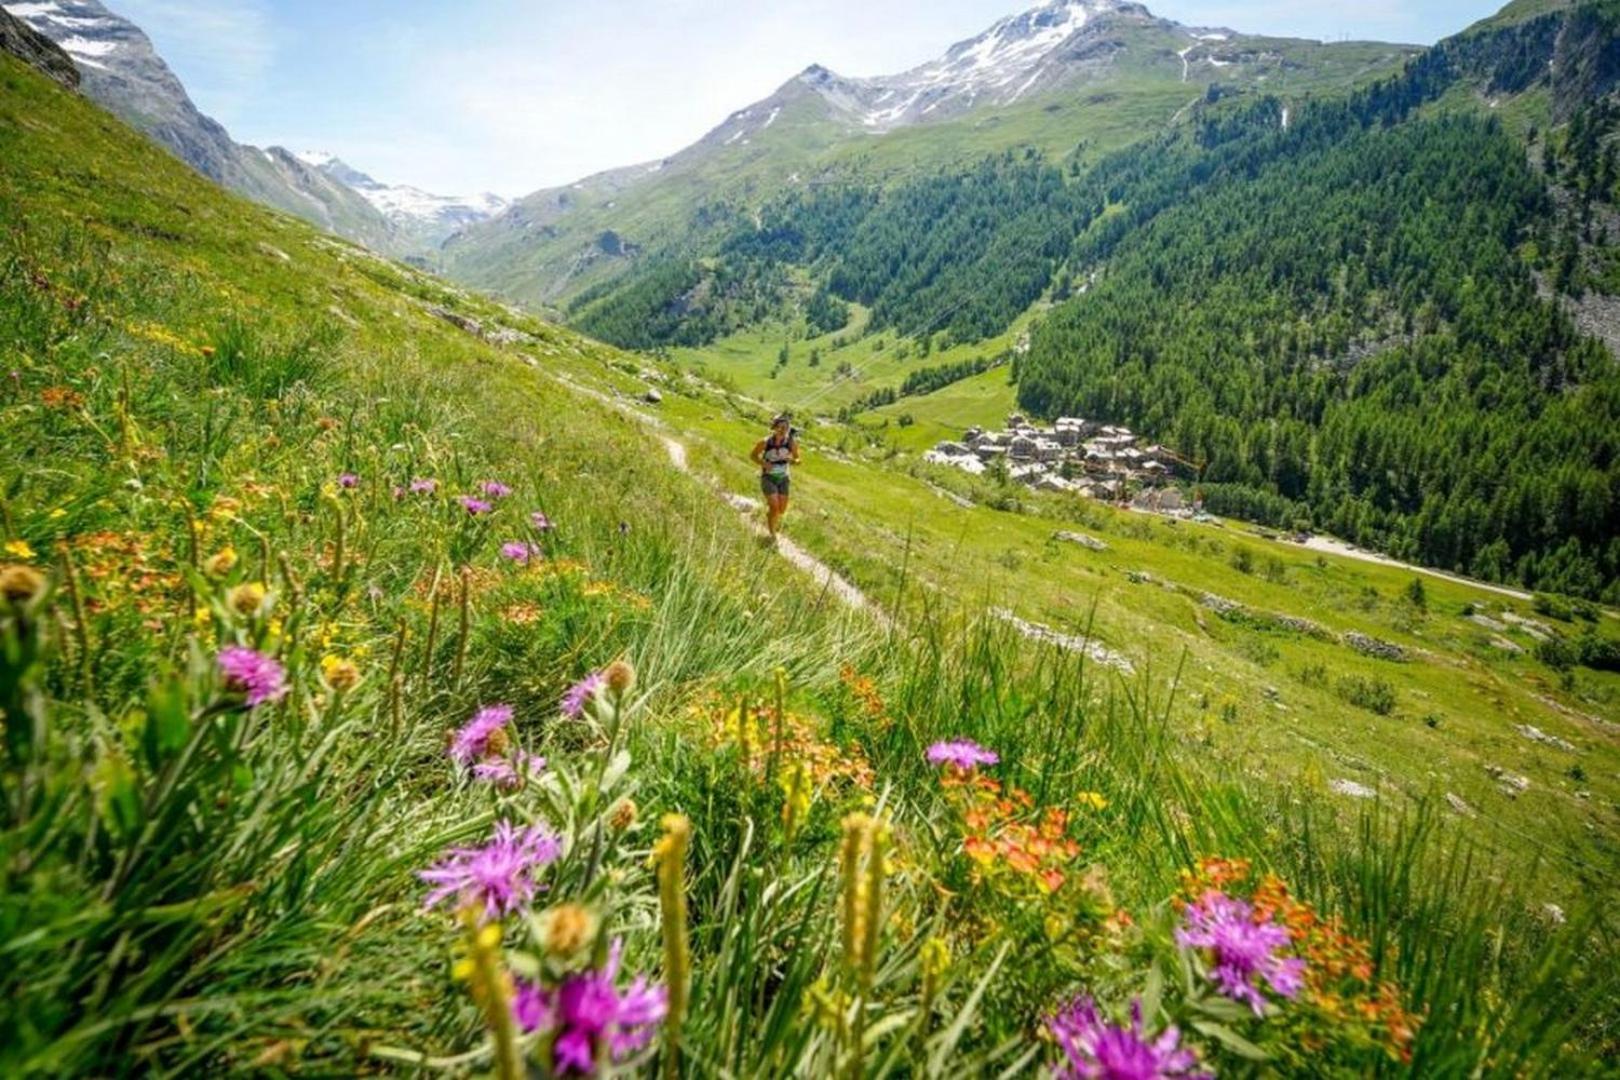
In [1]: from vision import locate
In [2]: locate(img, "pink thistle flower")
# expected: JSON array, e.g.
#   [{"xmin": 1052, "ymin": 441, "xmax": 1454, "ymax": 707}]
[
  {"xmin": 1049, "ymin": 997, "xmax": 1210, "ymax": 1080},
  {"xmin": 473, "ymin": 752, "xmax": 547, "ymax": 789},
  {"xmin": 338, "ymin": 473, "xmax": 360, "ymax": 489},
  {"xmin": 419, "ymin": 820, "xmax": 562, "ymax": 920},
  {"xmin": 217, "ymin": 645, "xmax": 288, "ymax": 706},
  {"xmin": 1175, "ymin": 892, "xmax": 1305, "ymax": 1015},
  {"xmin": 459, "ymin": 496, "xmax": 493, "ymax": 515},
  {"xmin": 561, "ymin": 671, "xmax": 606, "ymax": 718},
  {"xmin": 450, "ymin": 704, "xmax": 514, "ymax": 765},
  {"xmin": 926, "ymin": 739, "xmax": 999, "ymax": 770},
  {"xmin": 512, "ymin": 939, "xmax": 667, "ymax": 1074},
  {"xmin": 501, "ymin": 541, "xmax": 540, "ymax": 564},
  {"xmin": 482, "ymin": 481, "xmax": 513, "ymax": 498},
  {"xmin": 410, "ymin": 478, "xmax": 438, "ymax": 495},
  {"xmin": 530, "ymin": 511, "xmax": 554, "ymax": 531}
]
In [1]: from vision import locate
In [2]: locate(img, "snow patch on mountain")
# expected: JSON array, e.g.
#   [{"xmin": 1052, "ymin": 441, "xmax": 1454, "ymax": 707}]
[
  {"xmin": 297, "ymin": 153, "xmax": 508, "ymax": 232},
  {"xmin": 791, "ymin": 0, "xmax": 1139, "ymax": 133}
]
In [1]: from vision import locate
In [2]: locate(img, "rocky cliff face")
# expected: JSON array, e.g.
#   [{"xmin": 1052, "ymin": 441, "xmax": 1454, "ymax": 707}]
[{"xmin": 0, "ymin": 5, "xmax": 77, "ymax": 88}]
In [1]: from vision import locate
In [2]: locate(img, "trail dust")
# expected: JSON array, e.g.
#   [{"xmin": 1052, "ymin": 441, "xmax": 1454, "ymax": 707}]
[{"xmin": 552, "ymin": 373, "xmax": 888, "ymax": 626}]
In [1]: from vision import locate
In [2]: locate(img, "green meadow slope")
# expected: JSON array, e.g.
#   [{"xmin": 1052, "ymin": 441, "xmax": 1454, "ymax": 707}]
[{"xmin": 2, "ymin": 48, "xmax": 1618, "ymax": 1078}]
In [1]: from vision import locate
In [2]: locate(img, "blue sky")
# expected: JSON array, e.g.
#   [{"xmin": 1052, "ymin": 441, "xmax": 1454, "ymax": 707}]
[{"xmin": 112, "ymin": 0, "xmax": 1502, "ymax": 197}]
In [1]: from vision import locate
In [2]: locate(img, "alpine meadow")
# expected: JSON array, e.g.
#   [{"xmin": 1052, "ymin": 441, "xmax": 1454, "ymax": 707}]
[{"xmin": 2, "ymin": 0, "xmax": 1619, "ymax": 1077}]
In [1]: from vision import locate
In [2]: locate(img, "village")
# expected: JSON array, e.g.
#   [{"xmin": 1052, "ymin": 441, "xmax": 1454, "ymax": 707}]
[{"xmin": 923, "ymin": 412, "xmax": 1200, "ymax": 514}]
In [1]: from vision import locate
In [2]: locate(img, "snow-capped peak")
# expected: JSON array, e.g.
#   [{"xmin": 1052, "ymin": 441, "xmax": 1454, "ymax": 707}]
[
  {"xmin": 295, "ymin": 150, "xmax": 337, "ymax": 168},
  {"xmin": 793, "ymin": 0, "xmax": 1143, "ymax": 132}
]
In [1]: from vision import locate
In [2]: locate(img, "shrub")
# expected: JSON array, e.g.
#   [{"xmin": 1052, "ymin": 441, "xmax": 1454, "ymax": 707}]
[{"xmin": 1337, "ymin": 674, "xmax": 1397, "ymax": 715}]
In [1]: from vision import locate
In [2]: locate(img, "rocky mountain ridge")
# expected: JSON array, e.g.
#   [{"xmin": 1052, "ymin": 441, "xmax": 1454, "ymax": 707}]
[{"xmin": 0, "ymin": 0, "xmax": 505, "ymax": 258}]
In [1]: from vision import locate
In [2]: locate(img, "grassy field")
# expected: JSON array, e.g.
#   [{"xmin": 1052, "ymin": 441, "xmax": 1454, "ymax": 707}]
[
  {"xmin": 3, "ymin": 50, "xmax": 1618, "ymax": 1078},
  {"xmin": 592, "ymin": 352, "xmax": 1620, "ymax": 900}
]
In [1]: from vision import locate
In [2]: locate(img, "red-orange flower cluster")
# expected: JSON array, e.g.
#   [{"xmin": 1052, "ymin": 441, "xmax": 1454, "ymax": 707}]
[
  {"xmin": 943, "ymin": 770, "xmax": 1082, "ymax": 895},
  {"xmin": 839, "ymin": 665, "xmax": 891, "ymax": 729}
]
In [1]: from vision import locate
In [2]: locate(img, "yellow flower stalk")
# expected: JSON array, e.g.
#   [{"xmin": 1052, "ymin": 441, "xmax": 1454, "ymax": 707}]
[
  {"xmin": 456, "ymin": 908, "xmax": 521, "ymax": 1080},
  {"xmin": 653, "ymin": 813, "xmax": 692, "ymax": 1078}
]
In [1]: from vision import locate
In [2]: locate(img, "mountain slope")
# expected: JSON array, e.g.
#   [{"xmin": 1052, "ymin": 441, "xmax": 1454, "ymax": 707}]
[
  {"xmin": 441, "ymin": 0, "xmax": 1416, "ymax": 307},
  {"xmin": 0, "ymin": 0, "xmax": 403, "ymax": 251}
]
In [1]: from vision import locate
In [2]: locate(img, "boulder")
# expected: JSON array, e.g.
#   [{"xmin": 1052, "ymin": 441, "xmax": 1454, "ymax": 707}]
[{"xmin": 1054, "ymin": 530, "xmax": 1109, "ymax": 551}]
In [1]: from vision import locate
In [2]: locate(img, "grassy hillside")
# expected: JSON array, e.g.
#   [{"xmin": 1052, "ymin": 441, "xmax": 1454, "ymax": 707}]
[{"xmin": 3, "ymin": 49, "xmax": 1618, "ymax": 1079}]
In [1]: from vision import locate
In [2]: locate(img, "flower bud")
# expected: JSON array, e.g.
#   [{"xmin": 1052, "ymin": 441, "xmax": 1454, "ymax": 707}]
[
  {"xmin": 603, "ymin": 658, "xmax": 636, "ymax": 697},
  {"xmin": 227, "ymin": 582, "xmax": 267, "ymax": 617},
  {"xmin": 537, "ymin": 902, "xmax": 597, "ymax": 961},
  {"xmin": 484, "ymin": 726, "xmax": 510, "ymax": 758},
  {"xmin": 321, "ymin": 655, "xmax": 362, "ymax": 692},
  {"xmin": 204, "ymin": 547, "xmax": 238, "ymax": 577},
  {"xmin": 0, "ymin": 563, "xmax": 47, "ymax": 607},
  {"xmin": 608, "ymin": 797, "xmax": 638, "ymax": 831}
]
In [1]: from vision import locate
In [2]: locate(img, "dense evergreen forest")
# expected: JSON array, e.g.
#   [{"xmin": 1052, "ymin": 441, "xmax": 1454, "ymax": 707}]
[{"xmin": 565, "ymin": 3, "xmax": 1620, "ymax": 599}]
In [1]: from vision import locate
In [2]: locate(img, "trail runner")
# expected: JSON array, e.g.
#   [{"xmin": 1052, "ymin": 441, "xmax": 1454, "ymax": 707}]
[{"xmin": 751, "ymin": 414, "xmax": 801, "ymax": 539}]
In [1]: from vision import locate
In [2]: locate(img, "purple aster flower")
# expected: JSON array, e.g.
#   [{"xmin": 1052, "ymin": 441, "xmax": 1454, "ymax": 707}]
[
  {"xmin": 410, "ymin": 477, "xmax": 438, "ymax": 495},
  {"xmin": 926, "ymin": 739, "xmax": 1000, "ymax": 770},
  {"xmin": 338, "ymin": 472, "xmax": 360, "ymax": 489},
  {"xmin": 1176, "ymin": 892, "xmax": 1305, "ymax": 1015},
  {"xmin": 561, "ymin": 671, "xmax": 606, "ymax": 718},
  {"xmin": 482, "ymin": 480, "xmax": 513, "ymax": 499},
  {"xmin": 501, "ymin": 541, "xmax": 540, "ymax": 564},
  {"xmin": 472, "ymin": 752, "xmax": 547, "ymax": 789},
  {"xmin": 530, "ymin": 511, "xmax": 555, "ymax": 531},
  {"xmin": 450, "ymin": 704, "xmax": 514, "ymax": 765},
  {"xmin": 1049, "ymin": 997, "xmax": 1210, "ymax": 1080},
  {"xmin": 418, "ymin": 820, "xmax": 562, "ymax": 920},
  {"xmin": 511, "ymin": 939, "xmax": 668, "ymax": 1074},
  {"xmin": 217, "ymin": 645, "xmax": 288, "ymax": 706},
  {"xmin": 459, "ymin": 496, "xmax": 493, "ymax": 515}
]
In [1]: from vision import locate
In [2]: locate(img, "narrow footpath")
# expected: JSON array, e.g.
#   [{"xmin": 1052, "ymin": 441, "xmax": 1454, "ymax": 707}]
[{"xmin": 553, "ymin": 373, "xmax": 889, "ymax": 626}]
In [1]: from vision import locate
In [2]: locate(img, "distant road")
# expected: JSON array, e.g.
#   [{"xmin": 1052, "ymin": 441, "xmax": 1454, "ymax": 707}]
[{"xmin": 1292, "ymin": 534, "xmax": 1532, "ymax": 600}]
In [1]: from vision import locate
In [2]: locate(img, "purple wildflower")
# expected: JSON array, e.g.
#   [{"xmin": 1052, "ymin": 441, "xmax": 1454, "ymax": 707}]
[
  {"xmin": 459, "ymin": 495, "xmax": 493, "ymax": 515},
  {"xmin": 338, "ymin": 472, "xmax": 360, "ymax": 489},
  {"xmin": 511, "ymin": 939, "xmax": 668, "ymax": 1074},
  {"xmin": 501, "ymin": 541, "xmax": 540, "ymax": 564},
  {"xmin": 482, "ymin": 480, "xmax": 513, "ymax": 499},
  {"xmin": 473, "ymin": 752, "xmax": 547, "ymax": 789},
  {"xmin": 561, "ymin": 671, "xmax": 606, "ymax": 718},
  {"xmin": 1049, "ymin": 997, "xmax": 1210, "ymax": 1080},
  {"xmin": 926, "ymin": 739, "xmax": 1000, "ymax": 770},
  {"xmin": 1176, "ymin": 892, "xmax": 1305, "ymax": 1015},
  {"xmin": 410, "ymin": 477, "xmax": 438, "ymax": 495},
  {"xmin": 530, "ymin": 511, "xmax": 554, "ymax": 531},
  {"xmin": 217, "ymin": 645, "xmax": 288, "ymax": 706},
  {"xmin": 450, "ymin": 704, "xmax": 514, "ymax": 765},
  {"xmin": 419, "ymin": 820, "xmax": 562, "ymax": 920}
]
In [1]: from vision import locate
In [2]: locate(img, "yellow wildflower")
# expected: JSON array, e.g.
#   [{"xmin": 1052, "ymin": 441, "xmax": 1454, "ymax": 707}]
[{"xmin": 3, "ymin": 539, "xmax": 35, "ymax": 560}]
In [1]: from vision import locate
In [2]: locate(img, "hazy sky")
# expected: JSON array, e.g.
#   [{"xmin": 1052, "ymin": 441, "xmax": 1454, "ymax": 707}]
[{"xmin": 111, "ymin": 0, "xmax": 1502, "ymax": 197}]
